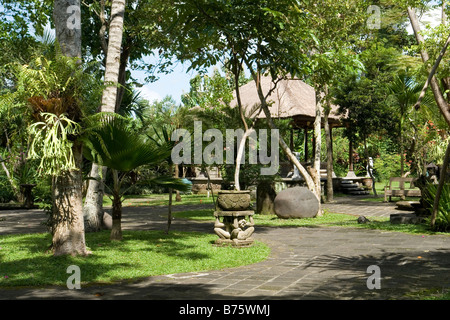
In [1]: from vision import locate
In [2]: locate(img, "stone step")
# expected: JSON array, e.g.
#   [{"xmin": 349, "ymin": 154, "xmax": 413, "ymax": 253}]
[
  {"xmin": 348, "ymin": 191, "xmax": 370, "ymax": 195},
  {"xmin": 341, "ymin": 184, "xmax": 360, "ymax": 190},
  {"xmin": 343, "ymin": 187, "xmax": 365, "ymax": 191},
  {"xmin": 390, "ymin": 213, "xmax": 425, "ymax": 224}
]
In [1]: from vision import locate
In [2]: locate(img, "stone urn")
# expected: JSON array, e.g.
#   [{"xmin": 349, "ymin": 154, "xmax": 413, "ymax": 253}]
[
  {"xmin": 362, "ymin": 178, "xmax": 373, "ymax": 189},
  {"xmin": 217, "ymin": 190, "xmax": 251, "ymax": 211}
]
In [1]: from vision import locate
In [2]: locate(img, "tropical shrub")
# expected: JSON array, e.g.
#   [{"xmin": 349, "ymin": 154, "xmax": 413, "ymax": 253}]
[
  {"xmin": 423, "ymin": 183, "xmax": 450, "ymax": 232},
  {"xmin": 0, "ymin": 175, "xmax": 15, "ymax": 203},
  {"xmin": 373, "ymin": 153, "xmax": 404, "ymax": 182}
]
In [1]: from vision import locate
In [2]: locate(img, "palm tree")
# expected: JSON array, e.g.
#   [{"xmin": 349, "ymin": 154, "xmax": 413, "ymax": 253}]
[
  {"xmin": 389, "ymin": 73, "xmax": 424, "ymax": 177},
  {"xmin": 82, "ymin": 114, "xmax": 189, "ymax": 241},
  {"xmin": 83, "ymin": 0, "xmax": 127, "ymax": 232}
]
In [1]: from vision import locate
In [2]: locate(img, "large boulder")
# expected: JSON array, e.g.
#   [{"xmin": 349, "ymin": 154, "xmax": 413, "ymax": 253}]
[
  {"xmin": 102, "ymin": 212, "xmax": 112, "ymax": 230},
  {"xmin": 274, "ymin": 186, "xmax": 319, "ymax": 219},
  {"xmin": 256, "ymin": 181, "xmax": 277, "ymax": 215}
]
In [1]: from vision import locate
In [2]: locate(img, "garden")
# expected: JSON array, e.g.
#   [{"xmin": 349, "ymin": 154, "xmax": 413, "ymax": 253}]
[{"xmin": 0, "ymin": 0, "xmax": 449, "ymax": 301}]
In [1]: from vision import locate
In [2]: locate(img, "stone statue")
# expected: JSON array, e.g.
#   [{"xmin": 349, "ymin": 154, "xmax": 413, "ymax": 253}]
[
  {"xmin": 366, "ymin": 157, "xmax": 374, "ymax": 177},
  {"xmin": 231, "ymin": 216, "xmax": 255, "ymax": 241},
  {"xmin": 214, "ymin": 214, "xmax": 255, "ymax": 242},
  {"xmin": 214, "ymin": 216, "xmax": 233, "ymax": 239}
]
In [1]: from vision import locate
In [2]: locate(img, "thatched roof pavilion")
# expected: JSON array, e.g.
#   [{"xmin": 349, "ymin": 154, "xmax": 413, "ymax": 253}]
[
  {"xmin": 230, "ymin": 75, "xmax": 357, "ymax": 178},
  {"xmin": 230, "ymin": 75, "xmax": 346, "ymax": 129}
]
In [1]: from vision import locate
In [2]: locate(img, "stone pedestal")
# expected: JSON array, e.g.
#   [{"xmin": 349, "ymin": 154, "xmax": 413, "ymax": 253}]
[{"xmin": 213, "ymin": 210, "xmax": 255, "ymax": 247}]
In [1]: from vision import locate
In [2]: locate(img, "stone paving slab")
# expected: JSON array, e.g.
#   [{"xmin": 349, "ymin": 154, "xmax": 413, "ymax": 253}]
[{"xmin": 0, "ymin": 198, "xmax": 449, "ymax": 301}]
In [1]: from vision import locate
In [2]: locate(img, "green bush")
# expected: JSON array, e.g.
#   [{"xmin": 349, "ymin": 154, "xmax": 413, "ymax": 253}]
[
  {"xmin": 0, "ymin": 175, "xmax": 16, "ymax": 203},
  {"xmin": 373, "ymin": 153, "xmax": 402, "ymax": 182},
  {"xmin": 423, "ymin": 183, "xmax": 450, "ymax": 232}
]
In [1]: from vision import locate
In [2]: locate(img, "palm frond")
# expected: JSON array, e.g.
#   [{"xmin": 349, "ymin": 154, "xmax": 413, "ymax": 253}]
[{"xmin": 82, "ymin": 114, "xmax": 172, "ymax": 172}]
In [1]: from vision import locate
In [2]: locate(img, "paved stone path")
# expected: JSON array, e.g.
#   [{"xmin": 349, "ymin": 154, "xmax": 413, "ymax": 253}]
[{"xmin": 1, "ymin": 196, "xmax": 449, "ymax": 301}]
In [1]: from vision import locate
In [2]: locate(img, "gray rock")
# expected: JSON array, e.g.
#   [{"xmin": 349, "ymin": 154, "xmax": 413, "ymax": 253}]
[
  {"xmin": 102, "ymin": 212, "xmax": 112, "ymax": 230},
  {"xmin": 357, "ymin": 216, "xmax": 370, "ymax": 224},
  {"xmin": 274, "ymin": 186, "xmax": 319, "ymax": 219}
]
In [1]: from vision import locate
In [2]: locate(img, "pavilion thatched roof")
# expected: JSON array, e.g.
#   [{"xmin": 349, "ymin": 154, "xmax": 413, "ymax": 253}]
[{"xmin": 230, "ymin": 75, "xmax": 345, "ymax": 129}]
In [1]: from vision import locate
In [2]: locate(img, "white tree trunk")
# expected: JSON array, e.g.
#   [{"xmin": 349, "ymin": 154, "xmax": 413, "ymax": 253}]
[
  {"xmin": 234, "ymin": 129, "xmax": 255, "ymax": 191},
  {"xmin": 407, "ymin": 7, "xmax": 450, "ymax": 127},
  {"xmin": 101, "ymin": 0, "xmax": 126, "ymax": 113},
  {"xmin": 313, "ymin": 91, "xmax": 322, "ymax": 215},
  {"xmin": 251, "ymin": 72, "xmax": 320, "ymax": 210},
  {"xmin": 83, "ymin": 0, "xmax": 126, "ymax": 231}
]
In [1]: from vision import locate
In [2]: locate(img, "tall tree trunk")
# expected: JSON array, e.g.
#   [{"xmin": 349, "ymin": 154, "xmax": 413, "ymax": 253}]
[
  {"xmin": 110, "ymin": 169, "xmax": 123, "ymax": 240},
  {"xmin": 174, "ymin": 164, "xmax": 182, "ymax": 202},
  {"xmin": 83, "ymin": 165, "xmax": 107, "ymax": 232},
  {"xmin": 166, "ymin": 188, "xmax": 173, "ymax": 234},
  {"xmin": 400, "ymin": 118, "xmax": 405, "ymax": 176},
  {"xmin": 84, "ymin": 0, "xmax": 126, "ymax": 231},
  {"xmin": 232, "ymin": 56, "xmax": 250, "ymax": 191},
  {"xmin": 234, "ymin": 129, "xmax": 255, "ymax": 191},
  {"xmin": 324, "ymin": 94, "xmax": 334, "ymax": 202},
  {"xmin": 313, "ymin": 91, "xmax": 322, "ymax": 215},
  {"xmin": 166, "ymin": 163, "xmax": 174, "ymax": 234},
  {"xmin": 431, "ymin": 141, "xmax": 450, "ymax": 228},
  {"xmin": 51, "ymin": 0, "xmax": 88, "ymax": 256},
  {"xmin": 54, "ymin": 0, "xmax": 82, "ymax": 59},
  {"xmin": 101, "ymin": 0, "xmax": 126, "ymax": 111},
  {"xmin": 408, "ymin": 7, "xmax": 450, "ymax": 127},
  {"xmin": 250, "ymin": 71, "xmax": 320, "ymax": 208},
  {"xmin": 51, "ymin": 141, "xmax": 89, "ymax": 256}
]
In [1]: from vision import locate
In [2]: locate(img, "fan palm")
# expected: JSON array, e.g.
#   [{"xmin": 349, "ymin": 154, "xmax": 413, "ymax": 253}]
[
  {"xmin": 82, "ymin": 114, "xmax": 189, "ymax": 240},
  {"xmin": 389, "ymin": 73, "xmax": 434, "ymax": 176}
]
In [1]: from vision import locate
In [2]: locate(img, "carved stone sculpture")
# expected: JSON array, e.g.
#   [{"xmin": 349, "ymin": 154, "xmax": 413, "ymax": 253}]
[{"xmin": 213, "ymin": 211, "xmax": 255, "ymax": 246}]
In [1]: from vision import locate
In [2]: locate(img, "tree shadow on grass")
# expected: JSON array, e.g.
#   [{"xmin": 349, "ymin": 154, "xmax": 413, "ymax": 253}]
[
  {"xmin": 0, "ymin": 229, "xmax": 261, "ymax": 289},
  {"xmin": 0, "ymin": 232, "xmax": 138, "ymax": 287}
]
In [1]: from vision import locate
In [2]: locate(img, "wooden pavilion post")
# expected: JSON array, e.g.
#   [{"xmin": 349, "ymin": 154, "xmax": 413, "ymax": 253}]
[
  {"xmin": 349, "ymin": 139, "xmax": 354, "ymax": 172},
  {"xmin": 290, "ymin": 128, "xmax": 294, "ymax": 151},
  {"xmin": 304, "ymin": 126, "xmax": 309, "ymax": 162}
]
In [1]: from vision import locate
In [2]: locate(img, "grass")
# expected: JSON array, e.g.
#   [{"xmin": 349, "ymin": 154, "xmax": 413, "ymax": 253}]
[
  {"xmin": 0, "ymin": 230, "xmax": 270, "ymax": 288},
  {"xmin": 173, "ymin": 208, "xmax": 447, "ymax": 236},
  {"xmin": 405, "ymin": 288, "xmax": 450, "ymax": 300},
  {"xmin": 102, "ymin": 193, "xmax": 216, "ymax": 207}
]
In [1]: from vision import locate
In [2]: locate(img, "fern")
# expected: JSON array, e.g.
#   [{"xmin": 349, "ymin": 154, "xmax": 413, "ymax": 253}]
[{"xmin": 28, "ymin": 112, "xmax": 81, "ymax": 176}]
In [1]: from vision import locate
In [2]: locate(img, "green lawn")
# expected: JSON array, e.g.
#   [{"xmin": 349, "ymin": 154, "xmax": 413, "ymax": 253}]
[
  {"xmin": 172, "ymin": 208, "xmax": 445, "ymax": 236},
  {"xmin": 102, "ymin": 193, "xmax": 216, "ymax": 207},
  {"xmin": 0, "ymin": 230, "xmax": 270, "ymax": 288}
]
